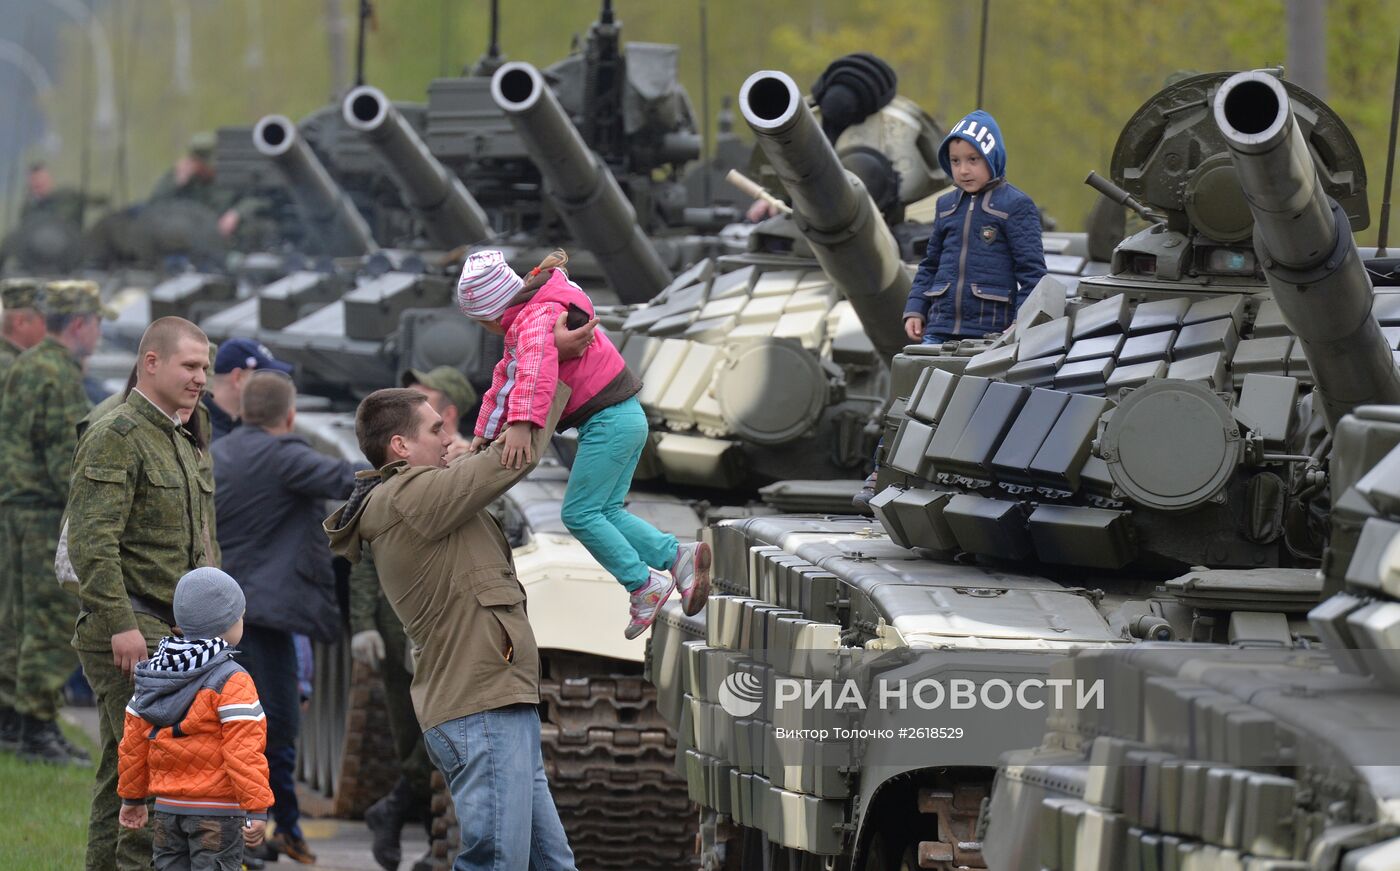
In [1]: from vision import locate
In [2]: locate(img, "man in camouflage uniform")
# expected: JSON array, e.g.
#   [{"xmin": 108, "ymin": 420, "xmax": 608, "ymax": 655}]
[
  {"xmin": 0, "ymin": 280, "xmax": 107, "ymax": 766},
  {"xmin": 69, "ymin": 316, "xmax": 215, "ymax": 871},
  {"xmin": 0, "ymin": 277, "xmax": 48, "ymax": 750}
]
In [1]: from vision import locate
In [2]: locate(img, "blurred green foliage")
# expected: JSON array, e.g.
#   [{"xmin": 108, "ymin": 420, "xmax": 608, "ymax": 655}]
[{"xmin": 34, "ymin": 0, "xmax": 1400, "ymax": 241}]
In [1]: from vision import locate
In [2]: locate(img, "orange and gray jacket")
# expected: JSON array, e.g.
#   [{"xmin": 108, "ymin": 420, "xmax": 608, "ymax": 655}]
[{"xmin": 117, "ymin": 643, "xmax": 272, "ymax": 818}]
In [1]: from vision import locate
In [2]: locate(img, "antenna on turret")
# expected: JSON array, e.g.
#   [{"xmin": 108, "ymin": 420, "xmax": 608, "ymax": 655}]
[
  {"xmin": 1376, "ymin": 33, "xmax": 1400, "ymax": 257},
  {"xmin": 975, "ymin": 0, "xmax": 990, "ymax": 108},
  {"xmin": 485, "ymin": 0, "xmax": 501, "ymax": 67},
  {"xmin": 469, "ymin": 0, "xmax": 504, "ymax": 77},
  {"xmin": 354, "ymin": 0, "xmax": 373, "ymax": 86},
  {"xmin": 700, "ymin": 0, "xmax": 712, "ymax": 204}
]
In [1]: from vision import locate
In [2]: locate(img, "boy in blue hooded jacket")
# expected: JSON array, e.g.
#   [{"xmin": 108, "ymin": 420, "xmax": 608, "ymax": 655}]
[
  {"xmin": 856, "ymin": 110, "xmax": 1048, "ymax": 509},
  {"xmin": 902, "ymin": 110, "xmax": 1047, "ymax": 342}
]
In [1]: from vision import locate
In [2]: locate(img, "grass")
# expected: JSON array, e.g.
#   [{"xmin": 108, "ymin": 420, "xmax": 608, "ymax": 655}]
[{"xmin": 0, "ymin": 719, "xmax": 98, "ymax": 870}]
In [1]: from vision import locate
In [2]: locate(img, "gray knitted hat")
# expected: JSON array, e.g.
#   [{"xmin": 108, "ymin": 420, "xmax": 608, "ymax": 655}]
[{"xmin": 173, "ymin": 567, "xmax": 246, "ymax": 639}]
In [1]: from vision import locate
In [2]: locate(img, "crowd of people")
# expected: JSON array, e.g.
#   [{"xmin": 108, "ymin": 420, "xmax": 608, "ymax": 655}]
[
  {"xmin": 0, "ymin": 263, "xmax": 604, "ymax": 870},
  {"xmin": 0, "ymin": 100, "xmax": 1047, "ymax": 871}
]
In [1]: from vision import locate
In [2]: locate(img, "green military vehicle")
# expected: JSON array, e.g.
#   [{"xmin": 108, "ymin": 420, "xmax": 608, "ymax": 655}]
[{"xmin": 642, "ymin": 67, "xmax": 1400, "ymax": 871}]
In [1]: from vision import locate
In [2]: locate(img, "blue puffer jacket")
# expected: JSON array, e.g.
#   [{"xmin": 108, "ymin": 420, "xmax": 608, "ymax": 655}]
[{"xmin": 903, "ymin": 110, "xmax": 1047, "ymax": 341}]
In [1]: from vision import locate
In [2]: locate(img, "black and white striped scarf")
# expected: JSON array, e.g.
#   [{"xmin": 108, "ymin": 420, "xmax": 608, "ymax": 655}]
[{"xmin": 147, "ymin": 636, "xmax": 229, "ymax": 673}]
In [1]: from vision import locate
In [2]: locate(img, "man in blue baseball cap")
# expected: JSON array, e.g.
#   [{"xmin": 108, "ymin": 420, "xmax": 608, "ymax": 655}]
[{"xmin": 204, "ymin": 338, "xmax": 295, "ymax": 441}]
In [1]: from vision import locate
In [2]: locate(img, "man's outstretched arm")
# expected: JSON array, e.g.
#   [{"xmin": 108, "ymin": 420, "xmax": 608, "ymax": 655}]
[{"xmin": 395, "ymin": 384, "xmax": 570, "ymax": 542}]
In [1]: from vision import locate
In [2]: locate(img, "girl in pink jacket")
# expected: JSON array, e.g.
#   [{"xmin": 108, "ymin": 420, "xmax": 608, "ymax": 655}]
[{"xmin": 459, "ymin": 249, "xmax": 710, "ymax": 638}]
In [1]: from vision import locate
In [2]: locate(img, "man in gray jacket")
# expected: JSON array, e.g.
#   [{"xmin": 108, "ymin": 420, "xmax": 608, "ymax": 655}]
[{"xmin": 213, "ymin": 371, "xmax": 362, "ymax": 864}]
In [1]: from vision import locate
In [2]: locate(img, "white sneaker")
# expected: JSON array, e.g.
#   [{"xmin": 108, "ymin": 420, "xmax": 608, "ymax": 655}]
[
  {"xmin": 671, "ymin": 541, "xmax": 712, "ymax": 617},
  {"xmin": 624, "ymin": 569, "xmax": 676, "ymax": 640}
]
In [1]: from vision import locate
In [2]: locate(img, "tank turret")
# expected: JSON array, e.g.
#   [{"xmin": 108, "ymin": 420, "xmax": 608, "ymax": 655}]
[
  {"xmin": 341, "ymin": 85, "xmax": 493, "ymax": 250},
  {"xmin": 738, "ymin": 70, "xmax": 910, "ymax": 363},
  {"xmin": 1215, "ymin": 69, "xmax": 1400, "ymax": 429},
  {"xmin": 252, "ymin": 114, "xmax": 379, "ymax": 256},
  {"xmin": 490, "ymin": 61, "xmax": 671, "ymax": 304}
]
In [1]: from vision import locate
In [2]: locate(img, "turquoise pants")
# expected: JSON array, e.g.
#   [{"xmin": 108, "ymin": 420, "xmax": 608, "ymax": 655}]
[{"xmin": 562, "ymin": 397, "xmax": 677, "ymax": 591}]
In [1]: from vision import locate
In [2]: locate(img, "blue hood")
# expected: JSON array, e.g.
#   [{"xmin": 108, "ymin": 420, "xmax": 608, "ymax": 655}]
[{"xmin": 938, "ymin": 110, "xmax": 1006, "ymax": 180}]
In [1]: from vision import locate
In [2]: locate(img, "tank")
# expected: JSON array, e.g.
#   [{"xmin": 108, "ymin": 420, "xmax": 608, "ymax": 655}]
[
  {"xmin": 641, "ymin": 67, "xmax": 1400, "ymax": 870},
  {"xmin": 491, "ymin": 61, "xmax": 673, "ymax": 303},
  {"xmin": 252, "ymin": 114, "xmax": 379, "ymax": 257},
  {"xmin": 341, "ymin": 84, "xmax": 493, "ymax": 249},
  {"xmin": 738, "ymin": 69, "xmax": 910, "ymax": 362},
  {"xmin": 585, "ymin": 55, "xmax": 1095, "ymax": 503},
  {"xmin": 217, "ymin": 10, "xmax": 752, "ymax": 868},
  {"xmin": 201, "ymin": 0, "xmax": 750, "ymax": 404}
]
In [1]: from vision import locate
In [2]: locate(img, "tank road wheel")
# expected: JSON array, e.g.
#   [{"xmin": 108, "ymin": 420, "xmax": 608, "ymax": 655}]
[
  {"xmin": 539, "ymin": 652, "xmax": 700, "ymax": 870},
  {"xmin": 426, "ymin": 770, "xmax": 458, "ymax": 871}
]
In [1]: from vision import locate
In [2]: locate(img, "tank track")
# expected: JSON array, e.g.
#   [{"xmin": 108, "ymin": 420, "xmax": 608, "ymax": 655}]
[
  {"xmin": 424, "ymin": 655, "xmax": 699, "ymax": 870},
  {"xmin": 427, "ymin": 772, "xmax": 458, "ymax": 871},
  {"xmin": 914, "ymin": 783, "xmax": 988, "ymax": 870},
  {"xmin": 334, "ymin": 662, "xmax": 402, "ymax": 818},
  {"xmin": 540, "ymin": 667, "xmax": 698, "ymax": 870}
]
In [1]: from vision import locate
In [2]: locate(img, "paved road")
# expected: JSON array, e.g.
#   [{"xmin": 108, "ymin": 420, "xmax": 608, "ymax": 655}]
[{"xmin": 293, "ymin": 817, "xmax": 431, "ymax": 871}]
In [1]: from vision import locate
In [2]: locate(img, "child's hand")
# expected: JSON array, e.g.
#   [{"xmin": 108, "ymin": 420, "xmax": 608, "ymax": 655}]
[
  {"xmin": 468, "ymin": 435, "xmax": 490, "ymax": 454},
  {"xmin": 119, "ymin": 803, "xmax": 148, "ymax": 830},
  {"xmin": 501, "ymin": 422, "xmax": 535, "ymax": 470},
  {"xmin": 243, "ymin": 819, "xmax": 266, "ymax": 848},
  {"xmin": 904, "ymin": 316, "xmax": 925, "ymax": 342}
]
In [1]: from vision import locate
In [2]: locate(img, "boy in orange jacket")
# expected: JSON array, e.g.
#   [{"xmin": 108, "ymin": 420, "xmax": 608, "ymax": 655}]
[{"xmin": 117, "ymin": 567, "xmax": 273, "ymax": 869}]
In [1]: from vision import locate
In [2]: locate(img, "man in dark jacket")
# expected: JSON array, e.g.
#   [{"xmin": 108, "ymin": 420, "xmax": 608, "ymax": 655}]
[
  {"xmin": 203, "ymin": 337, "xmax": 294, "ymax": 440},
  {"xmin": 213, "ymin": 371, "xmax": 361, "ymax": 864}
]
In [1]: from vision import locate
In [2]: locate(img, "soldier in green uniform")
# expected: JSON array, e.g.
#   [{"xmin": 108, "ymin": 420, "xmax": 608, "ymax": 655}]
[
  {"xmin": 0, "ymin": 277, "xmax": 48, "ymax": 751},
  {"xmin": 0, "ymin": 280, "xmax": 107, "ymax": 765},
  {"xmin": 0, "ymin": 278, "xmax": 46, "ymax": 366},
  {"xmin": 68, "ymin": 316, "xmax": 215, "ymax": 871}
]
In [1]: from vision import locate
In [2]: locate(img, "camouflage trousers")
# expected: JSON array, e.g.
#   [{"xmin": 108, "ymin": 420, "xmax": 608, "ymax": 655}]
[
  {"xmin": 377, "ymin": 597, "xmax": 432, "ymax": 808},
  {"xmin": 0, "ymin": 513, "xmax": 14, "ymax": 711},
  {"xmin": 76, "ymin": 610, "xmax": 168, "ymax": 871},
  {"xmin": 1, "ymin": 506, "xmax": 78, "ymax": 720}
]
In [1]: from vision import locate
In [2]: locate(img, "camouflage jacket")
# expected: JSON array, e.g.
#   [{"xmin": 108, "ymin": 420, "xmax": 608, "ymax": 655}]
[
  {"xmin": 347, "ymin": 544, "xmax": 386, "ymax": 636},
  {"xmin": 68, "ymin": 390, "xmax": 214, "ymax": 639},
  {"xmin": 0, "ymin": 336, "xmax": 91, "ymax": 508},
  {"xmin": 77, "ymin": 392, "xmax": 220, "ymax": 566},
  {"xmin": 0, "ymin": 336, "xmax": 23, "ymax": 375}
]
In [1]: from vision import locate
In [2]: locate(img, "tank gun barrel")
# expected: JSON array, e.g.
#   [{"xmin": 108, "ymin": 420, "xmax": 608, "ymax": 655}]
[
  {"xmin": 490, "ymin": 61, "xmax": 671, "ymax": 305},
  {"xmin": 738, "ymin": 70, "xmax": 910, "ymax": 362},
  {"xmin": 1215, "ymin": 70, "xmax": 1400, "ymax": 429},
  {"xmin": 252, "ymin": 115, "xmax": 378, "ymax": 256},
  {"xmin": 342, "ymin": 86, "xmax": 492, "ymax": 248}
]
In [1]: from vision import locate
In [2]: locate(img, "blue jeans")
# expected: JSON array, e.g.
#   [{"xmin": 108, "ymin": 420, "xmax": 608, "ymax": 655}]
[
  {"xmin": 561, "ymin": 397, "xmax": 677, "ymax": 591},
  {"xmin": 422, "ymin": 704, "xmax": 576, "ymax": 871}
]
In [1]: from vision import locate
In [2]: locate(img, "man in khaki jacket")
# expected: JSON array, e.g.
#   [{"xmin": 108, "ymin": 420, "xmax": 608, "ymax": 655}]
[{"xmin": 326, "ymin": 382, "xmax": 576, "ymax": 871}]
